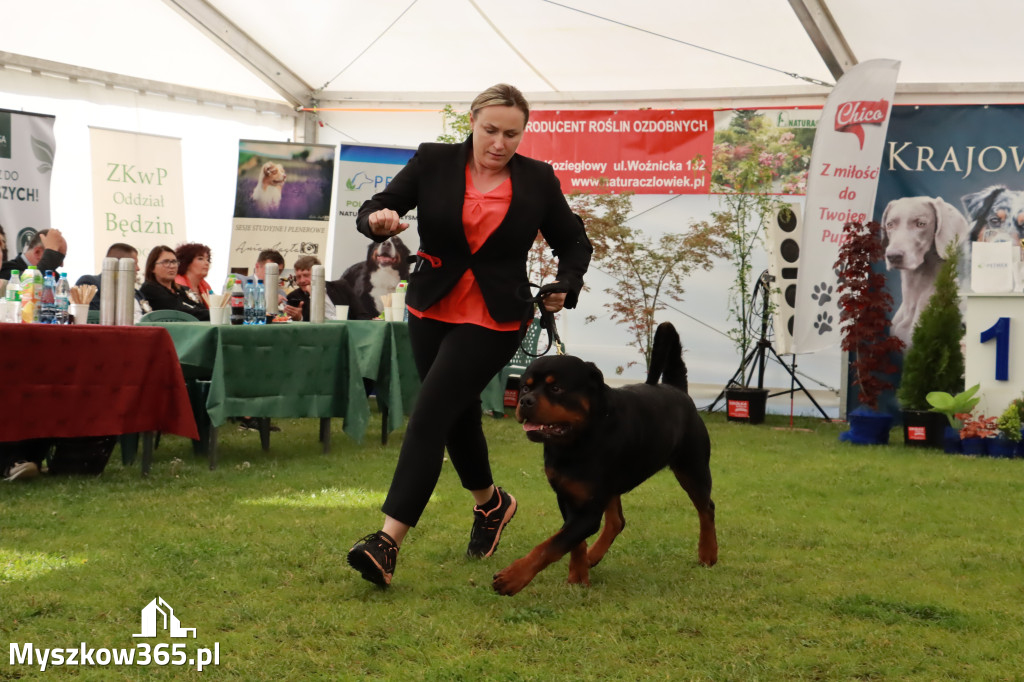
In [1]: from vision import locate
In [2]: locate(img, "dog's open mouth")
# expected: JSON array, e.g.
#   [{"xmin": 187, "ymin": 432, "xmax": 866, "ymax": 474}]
[
  {"xmin": 376, "ymin": 256, "xmax": 398, "ymax": 266},
  {"xmin": 522, "ymin": 421, "xmax": 570, "ymax": 437}
]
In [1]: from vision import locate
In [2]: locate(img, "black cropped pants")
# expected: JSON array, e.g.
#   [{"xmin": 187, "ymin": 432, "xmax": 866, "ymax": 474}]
[{"xmin": 381, "ymin": 315, "xmax": 522, "ymax": 527}]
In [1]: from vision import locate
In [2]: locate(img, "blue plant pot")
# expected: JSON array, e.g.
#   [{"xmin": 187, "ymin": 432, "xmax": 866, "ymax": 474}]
[
  {"xmin": 988, "ymin": 437, "xmax": 1018, "ymax": 458},
  {"xmin": 840, "ymin": 408, "xmax": 892, "ymax": 445},
  {"xmin": 961, "ymin": 437, "xmax": 988, "ymax": 456},
  {"xmin": 943, "ymin": 426, "xmax": 962, "ymax": 454}
]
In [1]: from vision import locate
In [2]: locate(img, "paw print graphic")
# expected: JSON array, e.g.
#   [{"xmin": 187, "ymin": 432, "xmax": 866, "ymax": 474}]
[
  {"xmin": 811, "ymin": 282, "xmax": 833, "ymax": 306},
  {"xmin": 814, "ymin": 312, "xmax": 833, "ymax": 335}
]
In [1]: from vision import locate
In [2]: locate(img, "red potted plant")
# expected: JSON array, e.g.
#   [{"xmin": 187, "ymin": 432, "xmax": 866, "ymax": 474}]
[
  {"xmin": 959, "ymin": 413, "xmax": 998, "ymax": 456},
  {"xmin": 835, "ymin": 221, "xmax": 905, "ymax": 444}
]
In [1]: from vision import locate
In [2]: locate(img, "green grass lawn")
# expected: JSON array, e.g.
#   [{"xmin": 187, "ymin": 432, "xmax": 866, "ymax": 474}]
[{"xmin": 2, "ymin": 411, "xmax": 1023, "ymax": 681}]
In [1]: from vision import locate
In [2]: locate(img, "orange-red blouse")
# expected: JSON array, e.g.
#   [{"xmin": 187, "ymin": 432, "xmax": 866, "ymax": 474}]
[{"xmin": 408, "ymin": 164, "xmax": 520, "ymax": 331}]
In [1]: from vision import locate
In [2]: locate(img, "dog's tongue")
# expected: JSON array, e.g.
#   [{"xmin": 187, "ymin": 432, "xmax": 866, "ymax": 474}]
[{"xmin": 522, "ymin": 422, "xmax": 545, "ymax": 432}]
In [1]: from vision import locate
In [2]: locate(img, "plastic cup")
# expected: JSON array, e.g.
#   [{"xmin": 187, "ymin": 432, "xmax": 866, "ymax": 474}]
[
  {"xmin": 336, "ymin": 305, "xmax": 349, "ymax": 321},
  {"xmin": 70, "ymin": 303, "xmax": 90, "ymax": 325},
  {"xmin": 210, "ymin": 306, "xmax": 229, "ymax": 325}
]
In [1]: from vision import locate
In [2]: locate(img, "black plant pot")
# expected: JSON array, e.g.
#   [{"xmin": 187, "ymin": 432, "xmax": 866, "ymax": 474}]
[
  {"xmin": 725, "ymin": 387, "xmax": 768, "ymax": 425},
  {"xmin": 901, "ymin": 409, "xmax": 947, "ymax": 449}
]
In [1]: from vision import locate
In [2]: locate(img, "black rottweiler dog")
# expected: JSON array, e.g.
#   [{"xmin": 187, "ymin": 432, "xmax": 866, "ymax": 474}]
[{"xmin": 493, "ymin": 322, "xmax": 717, "ymax": 596}]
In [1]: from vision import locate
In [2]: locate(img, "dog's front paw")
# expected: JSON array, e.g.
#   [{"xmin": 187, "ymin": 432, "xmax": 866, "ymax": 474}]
[{"xmin": 492, "ymin": 560, "xmax": 535, "ymax": 596}]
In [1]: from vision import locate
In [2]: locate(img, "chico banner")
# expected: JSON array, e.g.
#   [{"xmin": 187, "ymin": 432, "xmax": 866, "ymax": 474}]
[
  {"xmin": 89, "ymin": 128, "xmax": 186, "ymax": 271},
  {"xmin": 230, "ymin": 140, "xmax": 336, "ymax": 273},
  {"xmin": 793, "ymin": 58, "xmax": 901, "ymax": 354},
  {"xmin": 517, "ymin": 109, "xmax": 714, "ymax": 194},
  {"xmin": 0, "ymin": 109, "xmax": 55, "ymax": 261}
]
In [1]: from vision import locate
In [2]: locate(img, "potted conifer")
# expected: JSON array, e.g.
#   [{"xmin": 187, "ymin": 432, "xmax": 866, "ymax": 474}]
[
  {"xmin": 992, "ymin": 403, "xmax": 1021, "ymax": 458},
  {"xmin": 896, "ymin": 241, "xmax": 964, "ymax": 448},
  {"xmin": 835, "ymin": 221, "xmax": 905, "ymax": 444}
]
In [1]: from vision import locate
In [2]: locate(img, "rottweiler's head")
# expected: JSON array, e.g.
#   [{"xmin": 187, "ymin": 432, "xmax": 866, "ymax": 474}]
[{"xmin": 515, "ymin": 355, "xmax": 605, "ymax": 445}]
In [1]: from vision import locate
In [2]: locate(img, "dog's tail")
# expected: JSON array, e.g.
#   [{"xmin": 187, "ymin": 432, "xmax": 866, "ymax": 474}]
[{"xmin": 646, "ymin": 322, "xmax": 688, "ymax": 392}]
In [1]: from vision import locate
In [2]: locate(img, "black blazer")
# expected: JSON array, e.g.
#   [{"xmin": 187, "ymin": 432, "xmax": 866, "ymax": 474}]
[{"xmin": 356, "ymin": 136, "xmax": 592, "ymax": 323}]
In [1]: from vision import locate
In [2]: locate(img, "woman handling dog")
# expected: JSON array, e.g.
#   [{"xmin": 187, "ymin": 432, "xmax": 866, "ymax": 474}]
[{"xmin": 347, "ymin": 83, "xmax": 592, "ymax": 587}]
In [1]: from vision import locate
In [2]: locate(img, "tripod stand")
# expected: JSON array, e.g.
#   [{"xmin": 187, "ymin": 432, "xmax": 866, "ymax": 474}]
[{"xmin": 707, "ymin": 270, "xmax": 831, "ymax": 420}]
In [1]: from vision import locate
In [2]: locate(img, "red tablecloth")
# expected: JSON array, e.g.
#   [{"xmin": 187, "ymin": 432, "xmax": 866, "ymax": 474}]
[{"xmin": 0, "ymin": 324, "xmax": 199, "ymax": 442}]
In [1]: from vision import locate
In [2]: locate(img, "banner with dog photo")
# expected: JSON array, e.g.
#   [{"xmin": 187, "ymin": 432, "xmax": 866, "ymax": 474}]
[
  {"xmin": 0, "ymin": 109, "xmax": 55, "ymax": 263},
  {"xmin": 838, "ymin": 103, "xmax": 1024, "ymax": 415},
  {"xmin": 230, "ymin": 140, "xmax": 336, "ymax": 274},
  {"xmin": 332, "ymin": 143, "xmax": 419, "ymax": 319}
]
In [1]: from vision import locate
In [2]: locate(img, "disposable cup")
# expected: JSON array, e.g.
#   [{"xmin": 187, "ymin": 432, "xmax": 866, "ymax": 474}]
[
  {"xmin": 391, "ymin": 306, "xmax": 405, "ymax": 322},
  {"xmin": 383, "ymin": 307, "xmax": 395, "ymax": 321},
  {"xmin": 70, "ymin": 303, "xmax": 90, "ymax": 325},
  {"xmin": 210, "ymin": 306, "xmax": 229, "ymax": 325},
  {"xmin": 336, "ymin": 305, "xmax": 349, "ymax": 321}
]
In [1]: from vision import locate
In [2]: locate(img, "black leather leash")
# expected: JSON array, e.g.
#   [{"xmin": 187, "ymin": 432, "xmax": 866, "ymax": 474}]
[{"xmin": 519, "ymin": 282, "xmax": 568, "ymax": 357}]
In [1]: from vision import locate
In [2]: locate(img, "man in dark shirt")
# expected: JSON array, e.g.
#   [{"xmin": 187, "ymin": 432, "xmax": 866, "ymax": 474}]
[
  {"xmin": 284, "ymin": 255, "xmax": 372, "ymax": 321},
  {"xmin": 0, "ymin": 228, "xmax": 67, "ymax": 280}
]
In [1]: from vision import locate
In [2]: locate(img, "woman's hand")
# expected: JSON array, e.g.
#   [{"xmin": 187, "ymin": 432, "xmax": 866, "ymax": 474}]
[
  {"xmin": 368, "ymin": 209, "xmax": 410, "ymax": 238},
  {"xmin": 539, "ymin": 280, "xmax": 568, "ymax": 313}
]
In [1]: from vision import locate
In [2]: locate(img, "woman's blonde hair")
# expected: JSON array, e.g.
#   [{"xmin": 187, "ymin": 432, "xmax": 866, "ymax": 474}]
[{"xmin": 471, "ymin": 83, "xmax": 530, "ymax": 125}]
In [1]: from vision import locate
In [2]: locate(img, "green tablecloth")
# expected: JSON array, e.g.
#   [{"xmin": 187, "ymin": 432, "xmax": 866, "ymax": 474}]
[{"xmin": 139, "ymin": 320, "xmax": 421, "ymax": 442}]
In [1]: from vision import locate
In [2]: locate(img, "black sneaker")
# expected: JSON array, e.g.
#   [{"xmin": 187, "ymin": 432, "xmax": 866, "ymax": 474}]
[
  {"xmin": 467, "ymin": 487, "xmax": 517, "ymax": 558},
  {"xmin": 347, "ymin": 531, "xmax": 398, "ymax": 586}
]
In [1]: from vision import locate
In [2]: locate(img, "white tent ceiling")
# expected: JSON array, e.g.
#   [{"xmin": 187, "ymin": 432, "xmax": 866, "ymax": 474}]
[{"xmin": 4, "ymin": 0, "xmax": 1022, "ymax": 129}]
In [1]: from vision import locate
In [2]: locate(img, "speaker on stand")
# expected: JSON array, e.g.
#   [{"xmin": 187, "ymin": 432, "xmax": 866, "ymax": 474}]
[
  {"xmin": 768, "ymin": 203, "xmax": 802, "ymax": 356},
  {"xmin": 706, "ymin": 203, "xmax": 831, "ymax": 421}
]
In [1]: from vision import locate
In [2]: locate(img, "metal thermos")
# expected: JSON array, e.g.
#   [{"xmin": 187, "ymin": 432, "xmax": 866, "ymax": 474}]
[
  {"xmin": 264, "ymin": 262, "xmax": 279, "ymax": 318},
  {"xmin": 310, "ymin": 264, "xmax": 325, "ymax": 323},
  {"xmin": 115, "ymin": 257, "xmax": 136, "ymax": 325},
  {"xmin": 99, "ymin": 257, "xmax": 118, "ymax": 325}
]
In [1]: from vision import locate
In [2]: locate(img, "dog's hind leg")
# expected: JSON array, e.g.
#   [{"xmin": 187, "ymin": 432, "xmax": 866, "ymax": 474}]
[
  {"xmin": 671, "ymin": 468, "xmax": 718, "ymax": 567},
  {"xmin": 586, "ymin": 496, "xmax": 625, "ymax": 568},
  {"xmin": 567, "ymin": 541, "xmax": 591, "ymax": 586}
]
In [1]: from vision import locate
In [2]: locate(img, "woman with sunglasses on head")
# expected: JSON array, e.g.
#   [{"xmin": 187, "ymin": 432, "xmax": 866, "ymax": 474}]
[
  {"xmin": 139, "ymin": 245, "xmax": 210, "ymax": 320},
  {"xmin": 346, "ymin": 83, "xmax": 592, "ymax": 588}
]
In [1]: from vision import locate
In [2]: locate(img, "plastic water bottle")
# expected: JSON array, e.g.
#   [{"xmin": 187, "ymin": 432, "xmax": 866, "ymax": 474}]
[
  {"xmin": 5, "ymin": 270, "xmax": 21, "ymax": 323},
  {"xmin": 39, "ymin": 270, "xmax": 56, "ymax": 324},
  {"xmin": 20, "ymin": 266, "xmax": 40, "ymax": 323},
  {"xmin": 255, "ymin": 279, "xmax": 266, "ymax": 324},
  {"xmin": 55, "ymin": 272, "xmax": 70, "ymax": 324},
  {"xmin": 229, "ymin": 277, "xmax": 245, "ymax": 325},
  {"xmin": 243, "ymin": 278, "xmax": 256, "ymax": 324}
]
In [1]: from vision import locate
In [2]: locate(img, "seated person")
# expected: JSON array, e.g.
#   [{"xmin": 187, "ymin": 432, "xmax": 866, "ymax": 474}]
[
  {"xmin": 139, "ymin": 245, "xmax": 209, "ymax": 321},
  {"xmin": 284, "ymin": 255, "xmax": 337, "ymax": 321},
  {"xmin": 76, "ymin": 243, "xmax": 152, "ymax": 321},
  {"xmin": 0, "ymin": 227, "xmax": 67, "ymax": 280},
  {"xmin": 174, "ymin": 242, "xmax": 215, "ymax": 308}
]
